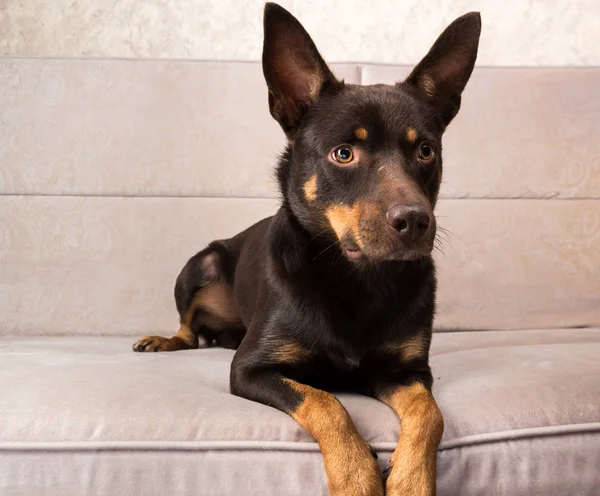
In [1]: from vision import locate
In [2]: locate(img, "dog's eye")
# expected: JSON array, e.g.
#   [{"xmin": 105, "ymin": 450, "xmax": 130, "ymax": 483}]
[
  {"xmin": 417, "ymin": 142, "xmax": 435, "ymax": 162},
  {"xmin": 332, "ymin": 146, "xmax": 354, "ymax": 164}
]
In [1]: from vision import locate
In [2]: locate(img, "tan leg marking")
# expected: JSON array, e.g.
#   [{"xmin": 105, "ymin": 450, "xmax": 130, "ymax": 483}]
[
  {"xmin": 271, "ymin": 342, "xmax": 312, "ymax": 363},
  {"xmin": 406, "ymin": 127, "xmax": 418, "ymax": 143},
  {"xmin": 304, "ymin": 174, "xmax": 318, "ymax": 202},
  {"xmin": 285, "ymin": 379, "xmax": 384, "ymax": 496},
  {"xmin": 384, "ymin": 335, "xmax": 427, "ymax": 362},
  {"xmin": 380, "ymin": 382, "xmax": 444, "ymax": 496},
  {"xmin": 354, "ymin": 127, "xmax": 368, "ymax": 140},
  {"xmin": 132, "ymin": 282, "xmax": 241, "ymax": 353},
  {"xmin": 186, "ymin": 282, "xmax": 241, "ymax": 326}
]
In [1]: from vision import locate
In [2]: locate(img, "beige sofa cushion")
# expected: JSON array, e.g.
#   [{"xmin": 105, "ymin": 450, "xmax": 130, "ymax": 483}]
[
  {"xmin": 0, "ymin": 59, "xmax": 359, "ymax": 198},
  {"xmin": 362, "ymin": 65, "xmax": 600, "ymax": 199},
  {"xmin": 2, "ymin": 329, "xmax": 600, "ymax": 495},
  {"xmin": 3, "ymin": 60, "xmax": 599, "ymax": 200},
  {"xmin": 1, "ymin": 196, "xmax": 598, "ymax": 335},
  {"xmin": 0, "ymin": 59, "xmax": 599, "ymax": 333}
]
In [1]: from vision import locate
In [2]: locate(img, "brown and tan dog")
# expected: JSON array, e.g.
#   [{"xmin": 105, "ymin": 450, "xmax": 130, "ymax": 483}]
[{"xmin": 133, "ymin": 3, "xmax": 481, "ymax": 494}]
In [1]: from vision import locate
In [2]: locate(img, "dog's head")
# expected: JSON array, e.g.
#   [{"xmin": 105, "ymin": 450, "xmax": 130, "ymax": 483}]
[{"xmin": 262, "ymin": 3, "xmax": 481, "ymax": 263}]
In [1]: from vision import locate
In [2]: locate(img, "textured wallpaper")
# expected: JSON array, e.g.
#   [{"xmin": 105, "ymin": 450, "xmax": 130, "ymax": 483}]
[{"xmin": 1, "ymin": 0, "xmax": 599, "ymax": 65}]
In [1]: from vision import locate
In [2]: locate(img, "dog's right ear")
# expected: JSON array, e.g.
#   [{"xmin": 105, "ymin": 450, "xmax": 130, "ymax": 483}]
[{"xmin": 262, "ymin": 2, "xmax": 341, "ymax": 137}]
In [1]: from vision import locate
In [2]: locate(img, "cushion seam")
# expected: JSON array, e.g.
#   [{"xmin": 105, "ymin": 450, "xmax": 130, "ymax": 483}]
[
  {"xmin": 2, "ymin": 423, "xmax": 599, "ymax": 453},
  {"xmin": 439, "ymin": 422, "xmax": 600, "ymax": 451}
]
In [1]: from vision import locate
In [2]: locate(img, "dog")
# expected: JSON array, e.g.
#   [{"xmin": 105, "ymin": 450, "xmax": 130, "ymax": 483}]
[{"xmin": 133, "ymin": 3, "xmax": 481, "ymax": 495}]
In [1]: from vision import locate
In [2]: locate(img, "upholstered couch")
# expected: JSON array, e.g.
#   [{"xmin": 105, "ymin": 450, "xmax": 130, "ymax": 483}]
[{"xmin": 1, "ymin": 58, "xmax": 599, "ymax": 496}]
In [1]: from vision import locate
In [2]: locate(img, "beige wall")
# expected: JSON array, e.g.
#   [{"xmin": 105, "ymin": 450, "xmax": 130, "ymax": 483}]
[{"xmin": 1, "ymin": 0, "xmax": 599, "ymax": 65}]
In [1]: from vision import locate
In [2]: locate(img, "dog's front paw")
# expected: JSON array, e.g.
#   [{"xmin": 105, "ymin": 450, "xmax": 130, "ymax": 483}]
[{"xmin": 132, "ymin": 336, "xmax": 177, "ymax": 352}]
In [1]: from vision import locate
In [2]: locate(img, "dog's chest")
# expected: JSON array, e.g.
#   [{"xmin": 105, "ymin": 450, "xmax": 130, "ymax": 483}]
[{"xmin": 308, "ymin": 286, "xmax": 427, "ymax": 368}]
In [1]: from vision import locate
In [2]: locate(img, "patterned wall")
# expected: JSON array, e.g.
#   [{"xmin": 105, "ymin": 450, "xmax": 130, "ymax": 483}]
[{"xmin": 1, "ymin": 0, "xmax": 599, "ymax": 65}]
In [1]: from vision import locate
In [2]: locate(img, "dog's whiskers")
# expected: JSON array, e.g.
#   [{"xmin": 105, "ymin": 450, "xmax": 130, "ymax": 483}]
[
  {"xmin": 308, "ymin": 227, "xmax": 331, "ymax": 243},
  {"xmin": 313, "ymin": 240, "xmax": 339, "ymax": 261},
  {"xmin": 436, "ymin": 225, "xmax": 461, "ymax": 242}
]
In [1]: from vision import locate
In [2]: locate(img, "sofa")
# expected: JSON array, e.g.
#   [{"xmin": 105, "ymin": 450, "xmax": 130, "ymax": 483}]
[{"xmin": 1, "ymin": 57, "xmax": 599, "ymax": 496}]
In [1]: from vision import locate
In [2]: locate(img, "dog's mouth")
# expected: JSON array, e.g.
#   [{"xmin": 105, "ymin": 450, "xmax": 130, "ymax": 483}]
[
  {"xmin": 342, "ymin": 243, "xmax": 363, "ymax": 261},
  {"xmin": 340, "ymin": 234, "xmax": 434, "ymax": 264},
  {"xmin": 326, "ymin": 210, "xmax": 436, "ymax": 264}
]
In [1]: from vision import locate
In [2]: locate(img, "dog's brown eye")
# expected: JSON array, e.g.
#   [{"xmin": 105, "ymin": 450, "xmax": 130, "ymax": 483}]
[
  {"xmin": 417, "ymin": 142, "xmax": 435, "ymax": 162},
  {"xmin": 332, "ymin": 146, "xmax": 354, "ymax": 164}
]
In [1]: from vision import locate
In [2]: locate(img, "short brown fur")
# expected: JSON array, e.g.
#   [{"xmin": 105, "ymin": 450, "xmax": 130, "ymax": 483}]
[
  {"xmin": 385, "ymin": 335, "xmax": 427, "ymax": 362},
  {"xmin": 133, "ymin": 5, "xmax": 482, "ymax": 494},
  {"xmin": 284, "ymin": 379, "xmax": 384, "ymax": 496},
  {"xmin": 186, "ymin": 283, "xmax": 241, "ymax": 327},
  {"xmin": 132, "ymin": 324, "xmax": 197, "ymax": 352},
  {"xmin": 303, "ymin": 175, "xmax": 318, "ymax": 202},
  {"xmin": 324, "ymin": 204, "xmax": 362, "ymax": 248},
  {"xmin": 132, "ymin": 283, "xmax": 241, "ymax": 352},
  {"xmin": 379, "ymin": 383, "xmax": 444, "ymax": 496},
  {"xmin": 354, "ymin": 127, "xmax": 368, "ymax": 140},
  {"xmin": 406, "ymin": 127, "xmax": 418, "ymax": 143},
  {"xmin": 420, "ymin": 74, "xmax": 437, "ymax": 99},
  {"xmin": 272, "ymin": 342, "xmax": 312, "ymax": 363}
]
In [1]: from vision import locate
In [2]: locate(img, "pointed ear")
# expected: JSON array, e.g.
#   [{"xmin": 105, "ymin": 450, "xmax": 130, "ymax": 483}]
[
  {"xmin": 403, "ymin": 12, "xmax": 482, "ymax": 127},
  {"xmin": 262, "ymin": 2, "xmax": 342, "ymax": 136}
]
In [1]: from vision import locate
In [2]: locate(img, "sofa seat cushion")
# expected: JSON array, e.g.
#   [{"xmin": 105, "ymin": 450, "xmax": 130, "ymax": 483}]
[{"xmin": 1, "ymin": 329, "xmax": 600, "ymax": 496}]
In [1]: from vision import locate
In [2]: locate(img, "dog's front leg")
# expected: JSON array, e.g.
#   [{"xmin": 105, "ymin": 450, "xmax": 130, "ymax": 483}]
[
  {"xmin": 374, "ymin": 376, "xmax": 444, "ymax": 496},
  {"xmin": 231, "ymin": 365, "xmax": 384, "ymax": 496}
]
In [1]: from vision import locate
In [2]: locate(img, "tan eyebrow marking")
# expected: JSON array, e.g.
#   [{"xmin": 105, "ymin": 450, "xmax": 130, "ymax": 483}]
[
  {"xmin": 354, "ymin": 127, "xmax": 368, "ymax": 140},
  {"xmin": 406, "ymin": 127, "xmax": 418, "ymax": 143}
]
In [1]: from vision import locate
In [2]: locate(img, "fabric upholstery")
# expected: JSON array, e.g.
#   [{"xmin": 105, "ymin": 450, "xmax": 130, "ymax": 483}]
[
  {"xmin": 1, "ymin": 197, "xmax": 598, "ymax": 335},
  {"xmin": 2, "ymin": 330, "xmax": 600, "ymax": 495},
  {"xmin": 0, "ymin": 59, "xmax": 359, "ymax": 198},
  {"xmin": 362, "ymin": 65, "xmax": 600, "ymax": 200},
  {"xmin": 1, "ymin": 59, "xmax": 599, "ymax": 496},
  {"xmin": 2, "ymin": 60, "xmax": 599, "ymax": 201},
  {"xmin": 1, "ymin": 60, "xmax": 599, "ymax": 332}
]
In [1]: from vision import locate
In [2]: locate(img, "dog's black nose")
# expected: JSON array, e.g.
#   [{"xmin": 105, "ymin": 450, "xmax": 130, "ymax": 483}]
[{"xmin": 386, "ymin": 204, "xmax": 431, "ymax": 243}]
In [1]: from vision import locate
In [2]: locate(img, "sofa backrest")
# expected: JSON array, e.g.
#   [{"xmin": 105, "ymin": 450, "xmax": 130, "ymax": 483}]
[{"xmin": 0, "ymin": 58, "xmax": 598, "ymax": 336}]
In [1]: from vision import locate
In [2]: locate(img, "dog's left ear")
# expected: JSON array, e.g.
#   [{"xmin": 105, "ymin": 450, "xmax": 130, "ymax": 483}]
[
  {"xmin": 403, "ymin": 12, "xmax": 482, "ymax": 127},
  {"xmin": 262, "ymin": 2, "xmax": 342, "ymax": 136}
]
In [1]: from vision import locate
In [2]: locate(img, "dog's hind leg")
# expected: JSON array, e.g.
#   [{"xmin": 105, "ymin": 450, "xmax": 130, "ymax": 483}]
[{"xmin": 132, "ymin": 243, "xmax": 245, "ymax": 352}]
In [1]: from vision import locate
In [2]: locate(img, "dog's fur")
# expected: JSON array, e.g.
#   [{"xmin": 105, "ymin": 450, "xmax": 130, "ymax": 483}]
[{"xmin": 133, "ymin": 4, "xmax": 481, "ymax": 495}]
